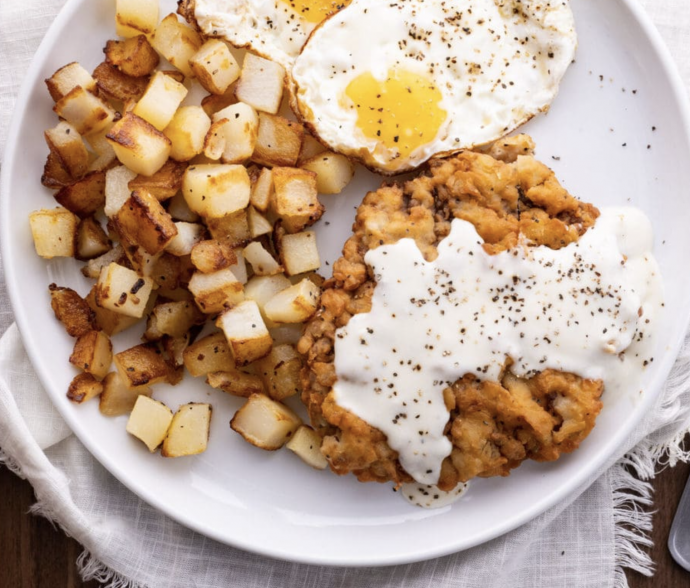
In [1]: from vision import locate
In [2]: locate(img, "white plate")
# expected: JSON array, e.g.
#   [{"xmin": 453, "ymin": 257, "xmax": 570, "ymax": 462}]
[{"xmin": 3, "ymin": 0, "xmax": 690, "ymax": 567}]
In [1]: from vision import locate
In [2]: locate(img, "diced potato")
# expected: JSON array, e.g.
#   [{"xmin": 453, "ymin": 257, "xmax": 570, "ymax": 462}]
[
  {"xmin": 251, "ymin": 114, "xmax": 304, "ymax": 168},
  {"xmin": 42, "ymin": 152, "xmax": 75, "ymax": 189},
  {"xmin": 76, "ymin": 217, "xmax": 112, "ymax": 260},
  {"xmin": 92, "ymin": 62, "xmax": 149, "ymax": 103},
  {"xmin": 235, "ymin": 53, "xmax": 285, "ymax": 115},
  {"xmin": 182, "ymin": 164, "xmax": 250, "ymax": 218},
  {"xmin": 95, "ymin": 262, "xmax": 154, "ymax": 318},
  {"xmin": 116, "ymin": 0, "xmax": 159, "ymax": 38},
  {"xmin": 152, "ymin": 252, "xmax": 182, "ymax": 289},
  {"xmin": 202, "ymin": 118, "xmax": 227, "ymax": 161},
  {"xmin": 206, "ymin": 370, "xmax": 265, "ymax": 398},
  {"xmin": 201, "ymin": 88, "xmax": 237, "ymax": 117},
  {"xmin": 206, "ymin": 103, "xmax": 259, "ymax": 164},
  {"xmin": 44, "ymin": 121, "xmax": 89, "ymax": 179},
  {"xmin": 113, "ymin": 189, "xmax": 178, "ymax": 254},
  {"xmin": 301, "ymin": 152, "xmax": 355, "ymax": 195},
  {"xmin": 134, "ymin": 71, "xmax": 188, "ymax": 131},
  {"xmin": 115, "ymin": 343, "xmax": 170, "ymax": 389},
  {"xmin": 164, "ymin": 106, "xmax": 211, "ymax": 162},
  {"xmin": 81, "ymin": 245, "xmax": 127, "ymax": 280},
  {"xmin": 286, "ymin": 425, "xmax": 328, "ymax": 470},
  {"xmin": 230, "ymin": 393, "xmax": 301, "ymax": 450},
  {"xmin": 105, "ymin": 165, "xmax": 138, "ymax": 217},
  {"xmin": 255, "ymin": 344, "xmax": 302, "ymax": 401},
  {"xmin": 166, "ymin": 222, "xmax": 205, "ymax": 256},
  {"xmin": 99, "ymin": 372, "xmax": 152, "ymax": 416},
  {"xmin": 151, "ymin": 14, "xmax": 202, "ymax": 78},
  {"xmin": 269, "ymin": 324, "xmax": 304, "ymax": 345},
  {"xmin": 229, "ymin": 248, "xmax": 248, "ymax": 284},
  {"xmin": 250, "ymin": 167, "xmax": 273, "ymax": 212},
  {"xmin": 119, "ymin": 240, "xmax": 163, "ymax": 278},
  {"xmin": 54, "ymin": 171, "xmax": 106, "ymax": 218},
  {"xmin": 148, "ymin": 300, "xmax": 202, "ymax": 338},
  {"xmin": 45, "ymin": 62, "xmax": 96, "ymax": 102},
  {"xmin": 168, "ymin": 191, "xmax": 200, "ymax": 222},
  {"xmin": 190, "ymin": 40, "xmax": 240, "ymax": 95},
  {"xmin": 271, "ymin": 167, "xmax": 323, "ymax": 233},
  {"xmin": 48, "ymin": 284, "xmax": 96, "ymax": 337},
  {"xmin": 206, "ymin": 209, "xmax": 252, "ymax": 246},
  {"xmin": 161, "ymin": 333, "xmax": 189, "ymax": 368},
  {"xmin": 126, "ymin": 396, "xmax": 173, "ymax": 452},
  {"xmin": 247, "ymin": 206, "xmax": 273, "ymax": 238},
  {"xmin": 29, "ymin": 207, "xmax": 79, "ymax": 259},
  {"xmin": 85, "ymin": 286, "xmax": 140, "ymax": 336},
  {"xmin": 67, "ymin": 373, "xmax": 104, "ymax": 404},
  {"xmin": 128, "ymin": 159, "xmax": 187, "ymax": 201},
  {"xmin": 298, "ymin": 134, "xmax": 327, "ymax": 165},
  {"xmin": 105, "ymin": 35, "xmax": 160, "ymax": 77},
  {"xmin": 54, "ymin": 86, "xmax": 116, "ymax": 136},
  {"xmin": 264, "ymin": 278, "xmax": 321, "ymax": 323},
  {"xmin": 107, "ymin": 112, "xmax": 172, "ymax": 176},
  {"xmin": 216, "ymin": 300, "xmax": 272, "ymax": 365},
  {"xmin": 86, "ymin": 127, "xmax": 118, "ymax": 173},
  {"xmin": 244, "ymin": 274, "xmax": 291, "ymax": 328},
  {"xmin": 190, "ymin": 239, "xmax": 236, "ymax": 273},
  {"xmin": 278, "ymin": 231, "xmax": 320, "ymax": 276},
  {"xmin": 69, "ymin": 330, "xmax": 113, "ymax": 380},
  {"xmin": 188, "ymin": 267, "xmax": 244, "ymax": 314},
  {"xmin": 243, "ymin": 241, "xmax": 282, "ymax": 276},
  {"xmin": 183, "ymin": 331, "xmax": 235, "ymax": 376},
  {"xmin": 161, "ymin": 403, "xmax": 212, "ymax": 457}
]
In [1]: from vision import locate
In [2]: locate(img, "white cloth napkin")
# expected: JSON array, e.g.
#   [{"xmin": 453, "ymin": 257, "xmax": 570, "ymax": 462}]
[{"xmin": 2, "ymin": 1, "xmax": 690, "ymax": 587}]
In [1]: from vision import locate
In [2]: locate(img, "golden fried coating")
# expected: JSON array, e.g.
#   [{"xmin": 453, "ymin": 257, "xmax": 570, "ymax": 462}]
[{"xmin": 299, "ymin": 135, "xmax": 603, "ymax": 490}]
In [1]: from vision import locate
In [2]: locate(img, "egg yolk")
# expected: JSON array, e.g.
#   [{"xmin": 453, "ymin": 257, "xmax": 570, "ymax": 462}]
[
  {"xmin": 281, "ymin": 0, "xmax": 351, "ymax": 24},
  {"xmin": 345, "ymin": 69, "xmax": 447, "ymax": 162}
]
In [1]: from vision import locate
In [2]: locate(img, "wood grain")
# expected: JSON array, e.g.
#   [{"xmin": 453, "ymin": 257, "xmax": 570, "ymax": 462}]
[{"xmin": 1, "ymin": 453, "xmax": 689, "ymax": 587}]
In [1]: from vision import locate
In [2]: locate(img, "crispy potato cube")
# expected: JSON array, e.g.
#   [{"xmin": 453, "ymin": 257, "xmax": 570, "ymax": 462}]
[
  {"xmin": 129, "ymin": 159, "xmax": 187, "ymax": 201},
  {"xmin": 134, "ymin": 71, "xmax": 188, "ymax": 131},
  {"xmin": 148, "ymin": 300, "xmax": 203, "ymax": 338},
  {"xmin": 247, "ymin": 206, "xmax": 273, "ymax": 238},
  {"xmin": 86, "ymin": 127, "xmax": 118, "ymax": 173},
  {"xmin": 190, "ymin": 40, "xmax": 240, "ymax": 95},
  {"xmin": 230, "ymin": 393, "xmax": 301, "ymax": 450},
  {"xmin": 106, "ymin": 112, "xmax": 172, "ymax": 177},
  {"xmin": 188, "ymin": 268, "xmax": 244, "ymax": 314},
  {"xmin": 161, "ymin": 333, "xmax": 189, "ymax": 368},
  {"xmin": 235, "ymin": 54, "xmax": 285, "ymax": 115},
  {"xmin": 255, "ymin": 344, "xmax": 302, "ymax": 401},
  {"xmin": 298, "ymin": 135, "xmax": 327, "ymax": 165},
  {"xmin": 67, "ymin": 373, "xmax": 103, "ymax": 404},
  {"xmin": 202, "ymin": 118, "xmax": 227, "ymax": 161},
  {"xmin": 115, "ymin": 343, "xmax": 170, "ymax": 389},
  {"xmin": 99, "ymin": 372, "xmax": 152, "ymax": 416},
  {"xmin": 126, "ymin": 396, "xmax": 173, "ymax": 452},
  {"xmin": 92, "ymin": 62, "xmax": 149, "ymax": 103},
  {"xmin": 161, "ymin": 403, "xmax": 212, "ymax": 457},
  {"xmin": 29, "ymin": 208, "xmax": 78, "ymax": 259},
  {"xmin": 116, "ymin": 0, "xmax": 159, "ymax": 38},
  {"xmin": 96, "ymin": 262, "xmax": 154, "ymax": 318},
  {"xmin": 183, "ymin": 332, "xmax": 235, "ymax": 376},
  {"xmin": 206, "ymin": 209, "xmax": 251, "ymax": 246},
  {"xmin": 105, "ymin": 165, "xmax": 138, "ymax": 217},
  {"xmin": 190, "ymin": 239, "xmax": 236, "ymax": 273},
  {"xmin": 229, "ymin": 249, "xmax": 248, "ymax": 284},
  {"xmin": 286, "ymin": 425, "xmax": 328, "ymax": 470},
  {"xmin": 182, "ymin": 164, "xmax": 250, "ymax": 218},
  {"xmin": 166, "ymin": 222, "xmax": 205, "ymax": 256},
  {"xmin": 54, "ymin": 171, "xmax": 106, "ymax": 218},
  {"xmin": 164, "ymin": 106, "xmax": 211, "ymax": 162},
  {"xmin": 271, "ymin": 167, "xmax": 323, "ymax": 233},
  {"xmin": 42, "ymin": 152, "xmax": 75, "ymax": 189},
  {"xmin": 250, "ymin": 167, "xmax": 273, "ymax": 212},
  {"xmin": 119, "ymin": 239, "xmax": 163, "ymax": 277},
  {"xmin": 206, "ymin": 370, "xmax": 265, "ymax": 398},
  {"xmin": 278, "ymin": 231, "xmax": 320, "ymax": 276},
  {"xmin": 264, "ymin": 278, "xmax": 320, "ymax": 323},
  {"xmin": 243, "ymin": 241, "xmax": 282, "ymax": 276},
  {"xmin": 251, "ymin": 114, "xmax": 303, "ymax": 168},
  {"xmin": 301, "ymin": 152, "xmax": 355, "ymax": 195},
  {"xmin": 113, "ymin": 189, "xmax": 178, "ymax": 254},
  {"xmin": 105, "ymin": 35, "xmax": 160, "ymax": 77},
  {"xmin": 85, "ymin": 286, "xmax": 140, "ymax": 336},
  {"xmin": 201, "ymin": 88, "xmax": 237, "ymax": 117},
  {"xmin": 151, "ymin": 14, "xmax": 202, "ymax": 78},
  {"xmin": 44, "ymin": 121, "xmax": 89, "ymax": 179},
  {"xmin": 76, "ymin": 217, "xmax": 112, "ymax": 260},
  {"xmin": 244, "ymin": 274, "xmax": 291, "ymax": 327},
  {"xmin": 48, "ymin": 284, "xmax": 96, "ymax": 337},
  {"xmin": 69, "ymin": 330, "xmax": 113, "ymax": 380},
  {"xmin": 54, "ymin": 86, "xmax": 116, "ymax": 136},
  {"xmin": 217, "ymin": 300, "xmax": 272, "ymax": 365},
  {"xmin": 81, "ymin": 245, "xmax": 127, "ymax": 280},
  {"xmin": 45, "ymin": 62, "xmax": 96, "ymax": 102},
  {"xmin": 168, "ymin": 191, "xmax": 200, "ymax": 222},
  {"xmin": 211, "ymin": 103, "xmax": 259, "ymax": 164}
]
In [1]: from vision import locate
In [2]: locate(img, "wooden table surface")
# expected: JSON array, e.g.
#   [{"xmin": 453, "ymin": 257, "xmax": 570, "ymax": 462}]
[{"xmin": 1, "ymin": 455, "xmax": 689, "ymax": 587}]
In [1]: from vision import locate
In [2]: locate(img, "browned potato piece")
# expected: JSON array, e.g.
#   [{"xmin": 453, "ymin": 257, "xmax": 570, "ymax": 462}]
[
  {"xmin": 190, "ymin": 40, "xmax": 240, "ymax": 95},
  {"xmin": 148, "ymin": 300, "xmax": 203, "ymax": 338},
  {"xmin": 271, "ymin": 167, "xmax": 323, "ymax": 233},
  {"xmin": 201, "ymin": 88, "xmax": 237, "ymax": 117},
  {"xmin": 188, "ymin": 268, "xmax": 245, "ymax": 314},
  {"xmin": 247, "ymin": 206, "xmax": 273, "ymax": 238},
  {"xmin": 255, "ymin": 344, "xmax": 302, "ymax": 401},
  {"xmin": 42, "ymin": 152, "xmax": 75, "ymax": 189},
  {"xmin": 81, "ymin": 245, "xmax": 128, "ymax": 280},
  {"xmin": 133, "ymin": 71, "xmax": 188, "ymax": 131},
  {"xmin": 67, "ymin": 373, "xmax": 103, "ymax": 404},
  {"xmin": 29, "ymin": 208, "xmax": 79, "ymax": 259},
  {"xmin": 49, "ymin": 284, "xmax": 96, "ymax": 337},
  {"xmin": 263, "ymin": 278, "xmax": 321, "ymax": 323},
  {"xmin": 85, "ymin": 286, "xmax": 140, "ymax": 336},
  {"xmin": 251, "ymin": 114, "xmax": 304, "ymax": 168},
  {"xmin": 116, "ymin": 0, "xmax": 159, "ymax": 38},
  {"xmin": 151, "ymin": 252, "xmax": 182, "ymax": 289},
  {"xmin": 105, "ymin": 35, "xmax": 160, "ymax": 77},
  {"xmin": 128, "ymin": 160, "xmax": 187, "ymax": 201},
  {"xmin": 126, "ymin": 396, "xmax": 173, "ymax": 452},
  {"xmin": 45, "ymin": 62, "xmax": 96, "ymax": 102},
  {"xmin": 183, "ymin": 331, "xmax": 235, "ymax": 376},
  {"xmin": 54, "ymin": 86, "xmax": 116, "ymax": 136},
  {"xmin": 208, "ymin": 103, "xmax": 259, "ymax": 164},
  {"xmin": 301, "ymin": 152, "xmax": 355, "ymax": 195},
  {"xmin": 243, "ymin": 241, "xmax": 282, "ymax": 276},
  {"xmin": 278, "ymin": 231, "xmax": 320, "ymax": 276},
  {"xmin": 168, "ymin": 191, "xmax": 200, "ymax": 222},
  {"xmin": 190, "ymin": 239, "xmax": 237, "ymax": 273},
  {"xmin": 76, "ymin": 217, "xmax": 112, "ymax": 261},
  {"xmin": 114, "ymin": 343, "xmax": 170, "ymax": 388},
  {"xmin": 151, "ymin": 14, "xmax": 202, "ymax": 79},
  {"xmin": 235, "ymin": 53, "xmax": 285, "ymax": 115},
  {"xmin": 243, "ymin": 274, "xmax": 291, "ymax": 328},
  {"xmin": 69, "ymin": 330, "xmax": 113, "ymax": 380},
  {"xmin": 165, "ymin": 222, "xmax": 205, "ymax": 256},
  {"xmin": 297, "ymin": 135, "xmax": 327, "ymax": 165},
  {"xmin": 161, "ymin": 403, "xmax": 212, "ymax": 457},
  {"xmin": 86, "ymin": 128, "xmax": 118, "ymax": 173},
  {"xmin": 54, "ymin": 171, "xmax": 106, "ymax": 218},
  {"xmin": 206, "ymin": 370, "xmax": 265, "ymax": 398},
  {"xmin": 112, "ymin": 189, "xmax": 178, "ymax": 255},
  {"xmin": 95, "ymin": 263, "xmax": 154, "ymax": 318},
  {"xmin": 286, "ymin": 425, "xmax": 328, "ymax": 470},
  {"xmin": 99, "ymin": 371, "xmax": 152, "ymax": 416},
  {"xmin": 182, "ymin": 164, "xmax": 251, "ymax": 218},
  {"xmin": 44, "ymin": 121, "xmax": 89, "ymax": 179},
  {"xmin": 230, "ymin": 393, "xmax": 301, "ymax": 450},
  {"xmin": 164, "ymin": 106, "xmax": 211, "ymax": 163},
  {"xmin": 206, "ymin": 210, "xmax": 252, "ymax": 246},
  {"xmin": 216, "ymin": 300, "xmax": 272, "ymax": 365},
  {"xmin": 106, "ymin": 112, "xmax": 172, "ymax": 177},
  {"xmin": 250, "ymin": 167, "xmax": 273, "ymax": 212},
  {"xmin": 105, "ymin": 165, "xmax": 138, "ymax": 217},
  {"xmin": 92, "ymin": 62, "xmax": 149, "ymax": 103}
]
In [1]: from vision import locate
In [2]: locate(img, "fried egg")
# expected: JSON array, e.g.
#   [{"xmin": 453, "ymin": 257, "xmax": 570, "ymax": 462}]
[
  {"xmin": 291, "ymin": 0, "xmax": 577, "ymax": 174},
  {"xmin": 193, "ymin": 0, "xmax": 351, "ymax": 68}
]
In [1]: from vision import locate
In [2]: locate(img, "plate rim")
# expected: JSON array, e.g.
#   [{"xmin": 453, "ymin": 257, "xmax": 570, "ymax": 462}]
[{"xmin": 2, "ymin": 0, "xmax": 690, "ymax": 567}]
